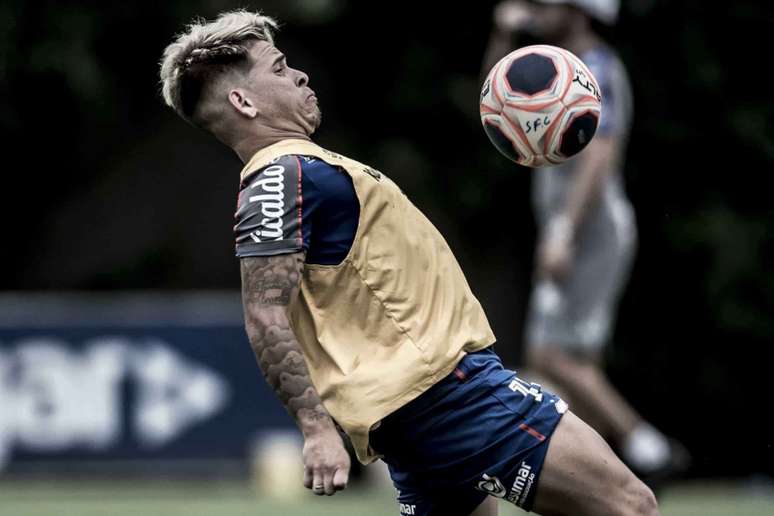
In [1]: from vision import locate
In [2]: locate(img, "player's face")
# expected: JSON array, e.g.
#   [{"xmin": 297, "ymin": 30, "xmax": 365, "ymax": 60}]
[
  {"xmin": 242, "ymin": 40, "xmax": 321, "ymax": 135},
  {"xmin": 526, "ymin": 2, "xmax": 575, "ymax": 41}
]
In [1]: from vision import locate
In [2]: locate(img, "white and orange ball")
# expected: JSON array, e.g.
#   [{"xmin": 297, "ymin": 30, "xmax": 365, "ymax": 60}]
[{"xmin": 480, "ymin": 44, "xmax": 602, "ymax": 167}]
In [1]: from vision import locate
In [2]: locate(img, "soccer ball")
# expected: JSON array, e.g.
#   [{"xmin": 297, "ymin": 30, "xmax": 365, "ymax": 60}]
[{"xmin": 480, "ymin": 45, "xmax": 602, "ymax": 168}]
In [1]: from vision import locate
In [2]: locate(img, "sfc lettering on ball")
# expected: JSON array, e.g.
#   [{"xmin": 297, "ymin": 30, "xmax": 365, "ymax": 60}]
[{"xmin": 480, "ymin": 45, "xmax": 602, "ymax": 168}]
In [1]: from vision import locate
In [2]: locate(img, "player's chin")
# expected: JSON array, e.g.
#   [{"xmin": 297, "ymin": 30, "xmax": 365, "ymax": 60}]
[{"xmin": 305, "ymin": 107, "xmax": 322, "ymax": 134}]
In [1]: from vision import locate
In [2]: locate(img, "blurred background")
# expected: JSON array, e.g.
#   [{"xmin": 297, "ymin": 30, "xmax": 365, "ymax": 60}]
[{"xmin": 1, "ymin": 0, "xmax": 773, "ymax": 514}]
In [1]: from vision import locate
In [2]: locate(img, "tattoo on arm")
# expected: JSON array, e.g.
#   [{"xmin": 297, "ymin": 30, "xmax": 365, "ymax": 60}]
[
  {"xmin": 241, "ymin": 253, "xmax": 301, "ymax": 306},
  {"xmin": 241, "ymin": 253, "xmax": 331, "ymax": 430}
]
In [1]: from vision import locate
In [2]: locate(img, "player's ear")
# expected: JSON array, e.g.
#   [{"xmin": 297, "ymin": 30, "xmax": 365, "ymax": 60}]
[{"xmin": 228, "ymin": 89, "xmax": 258, "ymax": 118}]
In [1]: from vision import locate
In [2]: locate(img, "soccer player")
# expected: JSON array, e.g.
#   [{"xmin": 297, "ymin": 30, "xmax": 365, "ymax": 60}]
[
  {"xmin": 483, "ymin": 0, "xmax": 687, "ymax": 482},
  {"xmin": 160, "ymin": 10, "xmax": 659, "ymax": 516}
]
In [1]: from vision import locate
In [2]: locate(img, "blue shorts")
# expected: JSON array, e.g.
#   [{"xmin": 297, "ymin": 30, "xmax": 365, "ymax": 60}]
[{"xmin": 370, "ymin": 347, "xmax": 567, "ymax": 515}]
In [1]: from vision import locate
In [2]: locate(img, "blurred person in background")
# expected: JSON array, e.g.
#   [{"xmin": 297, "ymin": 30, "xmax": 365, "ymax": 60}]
[
  {"xmin": 160, "ymin": 9, "xmax": 660, "ymax": 516},
  {"xmin": 483, "ymin": 0, "xmax": 689, "ymax": 486}
]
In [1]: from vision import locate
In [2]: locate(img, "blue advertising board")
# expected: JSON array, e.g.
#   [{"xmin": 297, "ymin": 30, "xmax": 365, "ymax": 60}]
[{"xmin": 0, "ymin": 293, "xmax": 294, "ymax": 472}]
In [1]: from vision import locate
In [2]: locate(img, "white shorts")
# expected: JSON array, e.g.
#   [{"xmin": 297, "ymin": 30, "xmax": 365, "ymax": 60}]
[{"xmin": 526, "ymin": 202, "xmax": 636, "ymax": 353}]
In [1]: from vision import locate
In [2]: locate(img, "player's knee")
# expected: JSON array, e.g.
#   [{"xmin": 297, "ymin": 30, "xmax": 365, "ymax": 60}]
[
  {"xmin": 635, "ymin": 484, "xmax": 659, "ymax": 516},
  {"xmin": 598, "ymin": 469, "xmax": 659, "ymax": 516},
  {"xmin": 622, "ymin": 476, "xmax": 659, "ymax": 516}
]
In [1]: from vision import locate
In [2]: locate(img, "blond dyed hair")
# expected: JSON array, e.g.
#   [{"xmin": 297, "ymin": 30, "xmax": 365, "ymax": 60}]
[{"xmin": 159, "ymin": 10, "xmax": 278, "ymax": 125}]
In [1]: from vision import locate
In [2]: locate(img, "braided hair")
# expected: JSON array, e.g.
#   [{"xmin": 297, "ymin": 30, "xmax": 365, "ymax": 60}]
[{"xmin": 159, "ymin": 10, "xmax": 278, "ymax": 123}]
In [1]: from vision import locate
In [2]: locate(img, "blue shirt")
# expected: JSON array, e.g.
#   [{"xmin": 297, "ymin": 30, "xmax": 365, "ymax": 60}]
[{"xmin": 234, "ymin": 154, "xmax": 360, "ymax": 265}]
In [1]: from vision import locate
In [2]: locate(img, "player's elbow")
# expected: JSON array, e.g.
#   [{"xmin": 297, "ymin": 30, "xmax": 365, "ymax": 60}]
[{"xmin": 243, "ymin": 304, "xmax": 289, "ymax": 343}]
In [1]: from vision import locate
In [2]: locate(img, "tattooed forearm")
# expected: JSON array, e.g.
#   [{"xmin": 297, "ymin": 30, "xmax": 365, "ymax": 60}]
[{"xmin": 240, "ymin": 253, "xmax": 333, "ymax": 432}]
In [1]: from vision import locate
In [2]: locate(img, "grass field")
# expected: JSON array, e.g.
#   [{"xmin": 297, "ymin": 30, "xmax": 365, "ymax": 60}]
[{"xmin": 0, "ymin": 479, "xmax": 772, "ymax": 516}]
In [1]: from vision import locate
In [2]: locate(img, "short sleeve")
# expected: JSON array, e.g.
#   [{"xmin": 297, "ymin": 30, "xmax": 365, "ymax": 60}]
[
  {"xmin": 584, "ymin": 49, "xmax": 632, "ymax": 138},
  {"xmin": 234, "ymin": 155, "xmax": 304, "ymax": 257}
]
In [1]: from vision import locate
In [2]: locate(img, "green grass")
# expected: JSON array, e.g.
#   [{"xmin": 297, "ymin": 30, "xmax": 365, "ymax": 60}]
[
  {"xmin": 0, "ymin": 480, "xmax": 771, "ymax": 516},
  {"xmin": 0, "ymin": 480, "xmax": 395, "ymax": 516},
  {"xmin": 656, "ymin": 483, "xmax": 774, "ymax": 516}
]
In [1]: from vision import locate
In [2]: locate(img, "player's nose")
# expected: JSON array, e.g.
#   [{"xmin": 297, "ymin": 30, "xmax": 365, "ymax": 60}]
[{"xmin": 295, "ymin": 69, "xmax": 309, "ymax": 87}]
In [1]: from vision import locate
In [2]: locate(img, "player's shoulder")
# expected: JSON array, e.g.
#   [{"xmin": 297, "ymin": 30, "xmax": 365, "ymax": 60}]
[
  {"xmin": 235, "ymin": 154, "xmax": 305, "ymax": 257},
  {"xmin": 582, "ymin": 43, "xmax": 619, "ymax": 64},
  {"xmin": 241, "ymin": 154, "xmax": 302, "ymax": 187},
  {"xmin": 242, "ymin": 154, "xmax": 342, "ymax": 184},
  {"xmin": 583, "ymin": 45, "xmax": 626, "ymax": 77},
  {"xmin": 297, "ymin": 154, "xmax": 346, "ymax": 180}
]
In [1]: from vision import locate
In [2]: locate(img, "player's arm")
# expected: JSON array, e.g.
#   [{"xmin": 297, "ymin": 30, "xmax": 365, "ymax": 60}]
[
  {"xmin": 537, "ymin": 134, "xmax": 622, "ymax": 280},
  {"xmin": 559, "ymin": 135, "xmax": 619, "ymax": 230},
  {"xmin": 482, "ymin": 0, "xmax": 533, "ymax": 78},
  {"xmin": 235, "ymin": 155, "xmax": 349, "ymax": 496},
  {"xmin": 240, "ymin": 253, "xmax": 349, "ymax": 496},
  {"xmin": 538, "ymin": 53, "xmax": 628, "ymax": 280}
]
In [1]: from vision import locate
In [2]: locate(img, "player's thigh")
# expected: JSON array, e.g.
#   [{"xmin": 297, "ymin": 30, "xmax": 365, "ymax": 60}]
[{"xmin": 533, "ymin": 411, "xmax": 658, "ymax": 516}]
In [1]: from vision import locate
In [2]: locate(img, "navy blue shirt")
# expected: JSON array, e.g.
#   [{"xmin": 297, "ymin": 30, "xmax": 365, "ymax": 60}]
[{"xmin": 234, "ymin": 154, "xmax": 359, "ymax": 265}]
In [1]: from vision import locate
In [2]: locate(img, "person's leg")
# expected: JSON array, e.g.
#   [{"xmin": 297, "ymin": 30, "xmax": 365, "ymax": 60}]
[
  {"xmin": 525, "ymin": 211, "xmax": 647, "ymax": 446},
  {"xmin": 526, "ymin": 345, "xmax": 639, "ymax": 445},
  {"xmin": 525, "ymin": 273, "xmax": 678, "ymax": 476},
  {"xmin": 532, "ymin": 410, "xmax": 659, "ymax": 516},
  {"xmin": 525, "ymin": 345, "xmax": 687, "ymax": 480}
]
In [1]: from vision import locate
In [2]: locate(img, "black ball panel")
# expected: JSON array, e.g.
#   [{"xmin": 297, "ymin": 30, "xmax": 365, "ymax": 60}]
[
  {"xmin": 483, "ymin": 120, "xmax": 521, "ymax": 163},
  {"xmin": 558, "ymin": 112, "xmax": 598, "ymax": 158},
  {"xmin": 506, "ymin": 53, "xmax": 558, "ymax": 96}
]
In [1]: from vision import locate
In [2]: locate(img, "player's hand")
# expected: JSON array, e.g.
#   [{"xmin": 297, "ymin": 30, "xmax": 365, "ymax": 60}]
[
  {"xmin": 302, "ymin": 427, "xmax": 351, "ymax": 496},
  {"xmin": 537, "ymin": 216, "xmax": 575, "ymax": 281},
  {"xmin": 493, "ymin": 0, "xmax": 533, "ymax": 34}
]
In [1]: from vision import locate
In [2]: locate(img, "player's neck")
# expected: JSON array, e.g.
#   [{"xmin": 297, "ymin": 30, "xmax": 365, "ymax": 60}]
[{"xmin": 233, "ymin": 130, "xmax": 312, "ymax": 164}]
